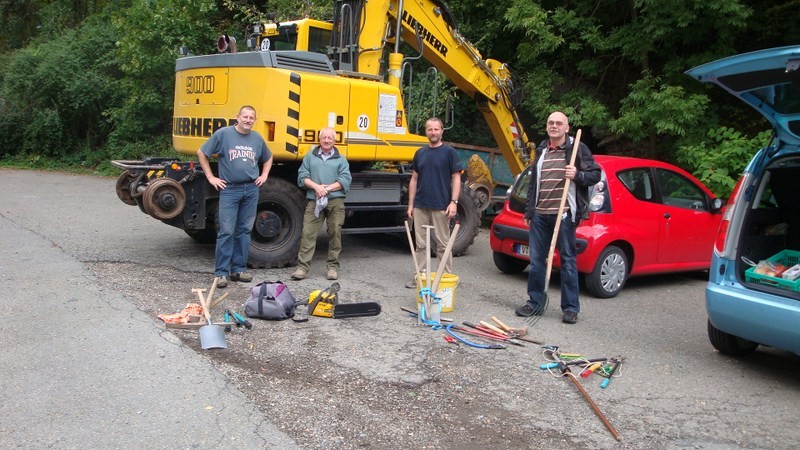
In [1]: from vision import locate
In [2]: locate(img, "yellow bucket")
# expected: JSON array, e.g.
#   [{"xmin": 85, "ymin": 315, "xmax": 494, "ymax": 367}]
[{"xmin": 415, "ymin": 272, "xmax": 459, "ymax": 313}]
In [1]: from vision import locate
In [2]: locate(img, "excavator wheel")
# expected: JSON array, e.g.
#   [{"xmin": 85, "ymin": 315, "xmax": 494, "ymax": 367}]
[
  {"xmin": 449, "ymin": 185, "xmax": 481, "ymax": 256},
  {"xmin": 142, "ymin": 178, "xmax": 186, "ymax": 220},
  {"xmin": 409, "ymin": 183, "xmax": 482, "ymax": 257},
  {"xmin": 115, "ymin": 170, "xmax": 139, "ymax": 206},
  {"xmin": 247, "ymin": 177, "xmax": 305, "ymax": 268}
]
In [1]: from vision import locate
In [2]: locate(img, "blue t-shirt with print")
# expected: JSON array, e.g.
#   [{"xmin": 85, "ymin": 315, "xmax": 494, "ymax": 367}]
[{"xmin": 201, "ymin": 126, "xmax": 272, "ymax": 183}]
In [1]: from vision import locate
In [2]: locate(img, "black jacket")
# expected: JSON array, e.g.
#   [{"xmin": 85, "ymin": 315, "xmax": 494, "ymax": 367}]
[{"xmin": 523, "ymin": 135, "xmax": 601, "ymax": 223}]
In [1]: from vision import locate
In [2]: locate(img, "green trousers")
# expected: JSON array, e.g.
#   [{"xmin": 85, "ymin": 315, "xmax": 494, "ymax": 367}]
[{"xmin": 296, "ymin": 197, "xmax": 345, "ymax": 271}]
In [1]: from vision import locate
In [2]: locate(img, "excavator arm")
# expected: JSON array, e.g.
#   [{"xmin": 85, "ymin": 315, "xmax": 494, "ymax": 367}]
[{"xmin": 330, "ymin": 0, "xmax": 532, "ymax": 175}]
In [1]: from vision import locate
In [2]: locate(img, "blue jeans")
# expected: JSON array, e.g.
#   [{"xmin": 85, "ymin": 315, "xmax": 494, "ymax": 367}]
[
  {"xmin": 526, "ymin": 213, "xmax": 579, "ymax": 313},
  {"xmin": 215, "ymin": 183, "xmax": 259, "ymax": 276}
]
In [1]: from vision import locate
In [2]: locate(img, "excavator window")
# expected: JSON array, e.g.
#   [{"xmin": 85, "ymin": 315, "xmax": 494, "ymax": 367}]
[{"xmin": 308, "ymin": 27, "xmax": 332, "ymax": 54}]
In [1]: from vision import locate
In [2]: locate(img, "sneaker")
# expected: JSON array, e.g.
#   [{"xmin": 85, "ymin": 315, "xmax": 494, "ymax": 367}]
[
  {"xmin": 405, "ymin": 278, "xmax": 418, "ymax": 289},
  {"xmin": 290, "ymin": 268, "xmax": 308, "ymax": 280},
  {"xmin": 515, "ymin": 303, "xmax": 543, "ymax": 317},
  {"xmin": 230, "ymin": 272, "xmax": 253, "ymax": 282},
  {"xmin": 562, "ymin": 311, "xmax": 578, "ymax": 324},
  {"xmin": 215, "ymin": 276, "xmax": 228, "ymax": 288},
  {"xmin": 326, "ymin": 268, "xmax": 338, "ymax": 280}
]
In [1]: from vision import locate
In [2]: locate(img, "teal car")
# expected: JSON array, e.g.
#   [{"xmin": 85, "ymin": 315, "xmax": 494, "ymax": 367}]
[{"xmin": 687, "ymin": 46, "xmax": 800, "ymax": 356}]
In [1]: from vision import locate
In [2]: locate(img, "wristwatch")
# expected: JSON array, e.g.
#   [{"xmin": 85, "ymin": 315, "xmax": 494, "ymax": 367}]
[{"xmin": 451, "ymin": 199, "xmax": 458, "ymax": 205}]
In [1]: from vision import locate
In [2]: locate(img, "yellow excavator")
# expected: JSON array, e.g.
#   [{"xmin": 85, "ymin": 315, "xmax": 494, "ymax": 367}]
[{"xmin": 112, "ymin": 0, "xmax": 533, "ymax": 268}]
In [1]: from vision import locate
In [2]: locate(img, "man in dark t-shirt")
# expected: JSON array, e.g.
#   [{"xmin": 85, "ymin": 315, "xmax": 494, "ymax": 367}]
[{"xmin": 405, "ymin": 117, "xmax": 462, "ymax": 289}]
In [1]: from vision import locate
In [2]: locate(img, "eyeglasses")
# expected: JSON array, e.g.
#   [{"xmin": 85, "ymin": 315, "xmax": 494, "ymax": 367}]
[{"xmin": 547, "ymin": 120, "xmax": 566, "ymax": 127}]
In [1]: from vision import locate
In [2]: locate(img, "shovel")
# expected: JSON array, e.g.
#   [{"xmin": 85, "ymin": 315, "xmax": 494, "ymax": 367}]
[{"xmin": 193, "ymin": 280, "xmax": 227, "ymax": 350}]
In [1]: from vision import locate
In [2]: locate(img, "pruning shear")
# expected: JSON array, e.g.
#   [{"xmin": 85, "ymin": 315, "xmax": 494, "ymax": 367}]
[{"xmin": 443, "ymin": 335, "xmax": 459, "ymax": 345}]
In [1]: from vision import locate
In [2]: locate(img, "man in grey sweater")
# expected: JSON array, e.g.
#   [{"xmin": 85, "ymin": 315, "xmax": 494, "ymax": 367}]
[{"xmin": 291, "ymin": 127, "xmax": 352, "ymax": 281}]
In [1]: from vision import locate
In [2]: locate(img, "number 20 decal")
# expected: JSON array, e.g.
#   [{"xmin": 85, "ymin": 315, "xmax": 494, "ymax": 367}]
[{"xmin": 357, "ymin": 114, "xmax": 369, "ymax": 131}]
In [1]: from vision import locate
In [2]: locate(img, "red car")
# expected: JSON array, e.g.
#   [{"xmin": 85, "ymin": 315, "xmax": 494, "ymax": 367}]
[{"xmin": 490, "ymin": 155, "xmax": 724, "ymax": 297}]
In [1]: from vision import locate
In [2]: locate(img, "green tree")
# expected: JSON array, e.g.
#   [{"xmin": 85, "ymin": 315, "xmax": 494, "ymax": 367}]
[
  {"xmin": 0, "ymin": 11, "xmax": 121, "ymax": 165},
  {"xmin": 675, "ymin": 127, "xmax": 770, "ymax": 198},
  {"xmin": 501, "ymin": 0, "xmax": 752, "ymax": 158},
  {"xmin": 108, "ymin": 0, "xmax": 217, "ymax": 151}
]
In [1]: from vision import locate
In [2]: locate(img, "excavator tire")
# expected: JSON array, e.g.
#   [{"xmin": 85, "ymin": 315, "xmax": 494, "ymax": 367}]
[
  {"xmin": 450, "ymin": 185, "xmax": 481, "ymax": 256},
  {"xmin": 247, "ymin": 177, "xmax": 305, "ymax": 268}
]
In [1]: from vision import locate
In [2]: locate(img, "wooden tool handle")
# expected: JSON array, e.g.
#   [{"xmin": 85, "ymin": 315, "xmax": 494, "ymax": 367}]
[
  {"xmin": 209, "ymin": 291, "xmax": 230, "ymax": 309},
  {"xmin": 545, "ymin": 129, "xmax": 582, "ymax": 289},
  {"xmin": 192, "ymin": 288, "xmax": 211, "ymax": 323},
  {"xmin": 491, "ymin": 316, "xmax": 511, "ymax": 332},
  {"xmin": 479, "ymin": 320, "xmax": 508, "ymax": 336},
  {"xmin": 432, "ymin": 223, "xmax": 461, "ymax": 292},
  {"xmin": 205, "ymin": 277, "xmax": 219, "ymax": 312}
]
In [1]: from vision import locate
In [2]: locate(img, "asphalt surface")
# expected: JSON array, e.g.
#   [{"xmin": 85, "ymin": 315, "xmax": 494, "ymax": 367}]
[
  {"xmin": 1, "ymin": 168, "xmax": 799, "ymax": 449},
  {"xmin": 0, "ymin": 171, "xmax": 299, "ymax": 448}
]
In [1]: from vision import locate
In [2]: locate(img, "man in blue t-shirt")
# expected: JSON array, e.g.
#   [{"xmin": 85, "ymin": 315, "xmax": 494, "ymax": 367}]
[
  {"xmin": 197, "ymin": 105, "xmax": 273, "ymax": 288},
  {"xmin": 405, "ymin": 117, "xmax": 462, "ymax": 289}
]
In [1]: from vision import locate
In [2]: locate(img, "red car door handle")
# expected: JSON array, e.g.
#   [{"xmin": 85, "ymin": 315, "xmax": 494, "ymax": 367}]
[{"xmin": 663, "ymin": 213, "xmax": 671, "ymax": 219}]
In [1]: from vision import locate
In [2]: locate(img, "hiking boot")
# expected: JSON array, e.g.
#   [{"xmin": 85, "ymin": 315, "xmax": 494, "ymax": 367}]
[
  {"xmin": 230, "ymin": 272, "xmax": 253, "ymax": 282},
  {"xmin": 515, "ymin": 303, "xmax": 543, "ymax": 317},
  {"xmin": 405, "ymin": 278, "xmax": 418, "ymax": 289},
  {"xmin": 215, "ymin": 276, "xmax": 228, "ymax": 288},
  {"xmin": 290, "ymin": 268, "xmax": 308, "ymax": 280},
  {"xmin": 326, "ymin": 268, "xmax": 338, "ymax": 280},
  {"xmin": 562, "ymin": 311, "xmax": 578, "ymax": 324}
]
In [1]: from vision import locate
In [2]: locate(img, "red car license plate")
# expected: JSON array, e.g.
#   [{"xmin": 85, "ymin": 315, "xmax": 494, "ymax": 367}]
[{"xmin": 515, "ymin": 244, "xmax": 530, "ymax": 256}]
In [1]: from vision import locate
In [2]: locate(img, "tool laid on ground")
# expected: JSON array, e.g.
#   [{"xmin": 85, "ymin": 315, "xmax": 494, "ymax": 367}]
[
  {"xmin": 600, "ymin": 357, "xmax": 624, "ymax": 389},
  {"xmin": 223, "ymin": 310, "xmax": 232, "ymax": 332},
  {"xmin": 459, "ymin": 322, "xmax": 526, "ymax": 346},
  {"xmin": 537, "ymin": 128, "xmax": 583, "ymax": 315},
  {"xmin": 540, "ymin": 357, "xmax": 608, "ymax": 371},
  {"xmin": 488, "ymin": 316, "xmax": 545, "ymax": 344},
  {"xmin": 225, "ymin": 309, "xmax": 253, "ymax": 330},
  {"xmin": 443, "ymin": 335, "xmax": 459, "ymax": 345},
  {"xmin": 193, "ymin": 279, "xmax": 227, "ymax": 350},
  {"xmin": 399, "ymin": 306, "xmax": 452, "ymax": 323},
  {"xmin": 445, "ymin": 323, "xmax": 506, "ymax": 349},
  {"xmin": 542, "ymin": 346, "xmax": 621, "ymax": 441},
  {"xmin": 307, "ymin": 282, "xmax": 382, "ymax": 319}
]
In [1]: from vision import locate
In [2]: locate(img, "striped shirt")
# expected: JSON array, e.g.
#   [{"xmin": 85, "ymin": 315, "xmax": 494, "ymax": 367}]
[{"xmin": 535, "ymin": 147, "xmax": 567, "ymax": 215}]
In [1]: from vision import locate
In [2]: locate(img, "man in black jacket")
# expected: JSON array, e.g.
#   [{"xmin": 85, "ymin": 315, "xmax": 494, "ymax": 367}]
[{"xmin": 515, "ymin": 111, "xmax": 601, "ymax": 324}]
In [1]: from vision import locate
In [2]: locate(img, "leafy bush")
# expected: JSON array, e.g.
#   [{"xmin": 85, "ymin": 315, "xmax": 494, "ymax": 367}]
[
  {"xmin": 0, "ymin": 12, "xmax": 121, "ymax": 161},
  {"xmin": 675, "ymin": 126, "xmax": 771, "ymax": 199}
]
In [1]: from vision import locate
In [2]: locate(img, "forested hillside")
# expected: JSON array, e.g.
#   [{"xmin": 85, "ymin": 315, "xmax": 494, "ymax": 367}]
[{"xmin": 1, "ymin": 0, "xmax": 797, "ymax": 197}]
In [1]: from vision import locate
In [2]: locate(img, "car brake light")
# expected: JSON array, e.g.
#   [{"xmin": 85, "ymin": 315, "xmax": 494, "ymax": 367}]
[{"xmin": 714, "ymin": 177, "xmax": 744, "ymax": 254}]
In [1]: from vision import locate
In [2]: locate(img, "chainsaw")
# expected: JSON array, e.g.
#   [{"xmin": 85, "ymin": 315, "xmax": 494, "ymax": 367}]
[{"xmin": 308, "ymin": 282, "xmax": 381, "ymax": 318}]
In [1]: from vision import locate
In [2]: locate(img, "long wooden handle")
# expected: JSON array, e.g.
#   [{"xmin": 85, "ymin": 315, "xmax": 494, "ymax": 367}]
[
  {"xmin": 491, "ymin": 316, "xmax": 511, "ymax": 332},
  {"xmin": 544, "ymin": 129, "xmax": 582, "ymax": 290},
  {"xmin": 431, "ymin": 223, "xmax": 460, "ymax": 292},
  {"xmin": 205, "ymin": 276, "xmax": 219, "ymax": 312},
  {"xmin": 564, "ymin": 370, "xmax": 622, "ymax": 441},
  {"xmin": 479, "ymin": 320, "xmax": 508, "ymax": 336},
  {"xmin": 192, "ymin": 288, "xmax": 212, "ymax": 324},
  {"xmin": 404, "ymin": 221, "xmax": 423, "ymax": 290},
  {"xmin": 208, "ymin": 291, "xmax": 230, "ymax": 309}
]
